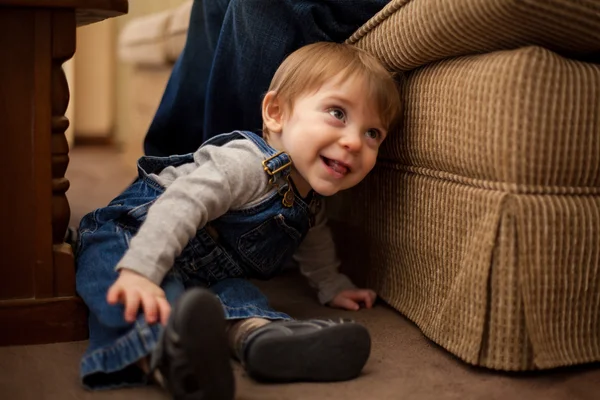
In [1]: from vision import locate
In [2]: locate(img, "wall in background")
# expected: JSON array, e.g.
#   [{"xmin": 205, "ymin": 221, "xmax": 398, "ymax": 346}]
[
  {"xmin": 74, "ymin": 20, "xmax": 116, "ymax": 140},
  {"xmin": 64, "ymin": 59, "xmax": 75, "ymax": 148}
]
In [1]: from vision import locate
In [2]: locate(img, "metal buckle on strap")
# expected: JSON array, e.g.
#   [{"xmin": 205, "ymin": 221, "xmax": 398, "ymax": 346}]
[{"xmin": 261, "ymin": 151, "xmax": 291, "ymax": 176}]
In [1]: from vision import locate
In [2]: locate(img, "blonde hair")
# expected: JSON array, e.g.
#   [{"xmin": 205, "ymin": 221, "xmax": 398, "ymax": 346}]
[{"xmin": 263, "ymin": 42, "xmax": 401, "ymax": 135}]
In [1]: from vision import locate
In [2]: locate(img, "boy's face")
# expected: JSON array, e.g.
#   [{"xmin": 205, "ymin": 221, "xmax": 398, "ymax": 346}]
[{"xmin": 265, "ymin": 74, "xmax": 387, "ymax": 197}]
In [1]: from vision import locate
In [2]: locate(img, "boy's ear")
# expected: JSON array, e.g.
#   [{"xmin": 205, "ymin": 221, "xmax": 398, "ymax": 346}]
[{"xmin": 262, "ymin": 91, "xmax": 284, "ymax": 134}]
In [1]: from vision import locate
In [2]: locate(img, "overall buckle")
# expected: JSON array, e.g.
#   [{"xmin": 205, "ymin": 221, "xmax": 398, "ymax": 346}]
[{"xmin": 261, "ymin": 151, "xmax": 292, "ymax": 176}]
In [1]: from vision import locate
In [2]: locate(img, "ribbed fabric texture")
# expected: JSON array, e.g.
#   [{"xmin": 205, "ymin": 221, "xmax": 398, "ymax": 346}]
[
  {"xmin": 346, "ymin": 0, "xmax": 600, "ymax": 71},
  {"xmin": 334, "ymin": 0, "xmax": 600, "ymax": 371},
  {"xmin": 335, "ymin": 167, "xmax": 600, "ymax": 370},
  {"xmin": 384, "ymin": 47, "xmax": 600, "ymax": 191}
]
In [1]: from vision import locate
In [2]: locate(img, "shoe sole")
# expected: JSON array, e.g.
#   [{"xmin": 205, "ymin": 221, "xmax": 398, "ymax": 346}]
[
  {"xmin": 164, "ymin": 288, "xmax": 235, "ymax": 400},
  {"xmin": 245, "ymin": 323, "xmax": 371, "ymax": 382}
]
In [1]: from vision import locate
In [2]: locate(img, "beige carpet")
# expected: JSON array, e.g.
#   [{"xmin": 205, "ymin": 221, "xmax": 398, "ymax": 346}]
[{"xmin": 1, "ymin": 145, "xmax": 598, "ymax": 400}]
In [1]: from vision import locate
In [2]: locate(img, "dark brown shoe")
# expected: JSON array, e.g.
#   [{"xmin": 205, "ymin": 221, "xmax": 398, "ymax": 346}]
[
  {"xmin": 241, "ymin": 319, "xmax": 371, "ymax": 383},
  {"xmin": 151, "ymin": 288, "xmax": 235, "ymax": 400}
]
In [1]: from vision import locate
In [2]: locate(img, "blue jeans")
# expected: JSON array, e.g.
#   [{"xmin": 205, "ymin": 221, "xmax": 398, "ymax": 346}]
[
  {"xmin": 75, "ymin": 172, "xmax": 291, "ymax": 389},
  {"xmin": 144, "ymin": 0, "xmax": 390, "ymax": 156}
]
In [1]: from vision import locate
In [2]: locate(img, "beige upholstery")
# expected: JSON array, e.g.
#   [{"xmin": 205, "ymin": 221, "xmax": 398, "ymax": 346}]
[
  {"xmin": 118, "ymin": 10, "xmax": 172, "ymax": 66},
  {"xmin": 347, "ymin": 0, "xmax": 600, "ymax": 71},
  {"xmin": 118, "ymin": 1, "xmax": 192, "ymax": 66},
  {"xmin": 381, "ymin": 46, "xmax": 600, "ymax": 190}
]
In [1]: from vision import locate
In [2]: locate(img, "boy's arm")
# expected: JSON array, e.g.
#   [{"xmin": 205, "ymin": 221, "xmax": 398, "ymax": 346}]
[
  {"xmin": 117, "ymin": 140, "xmax": 269, "ymax": 285},
  {"xmin": 293, "ymin": 202, "xmax": 356, "ymax": 305}
]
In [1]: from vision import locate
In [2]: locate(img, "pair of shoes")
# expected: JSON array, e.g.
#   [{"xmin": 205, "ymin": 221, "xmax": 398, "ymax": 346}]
[
  {"xmin": 151, "ymin": 288, "xmax": 235, "ymax": 400},
  {"xmin": 241, "ymin": 318, "xmax": 371, "ymax": 383},
  {"xmin": 150, "ymin": 288, "xmax": 372, "ymax": 398}
]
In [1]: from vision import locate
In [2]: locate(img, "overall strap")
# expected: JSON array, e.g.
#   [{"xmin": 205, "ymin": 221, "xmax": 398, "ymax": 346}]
[{"xmin": 237, "ymin": 131, "xmax": 292, "ymax": 186}]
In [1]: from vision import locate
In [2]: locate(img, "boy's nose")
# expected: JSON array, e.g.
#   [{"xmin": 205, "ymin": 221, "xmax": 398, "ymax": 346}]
[{"xmin": 339, "ymin": 131, "xmax": 362, "ymax": 153}]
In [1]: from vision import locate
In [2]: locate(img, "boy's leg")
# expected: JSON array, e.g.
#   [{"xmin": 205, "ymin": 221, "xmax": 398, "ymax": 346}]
[
  {"xmin": 210, "ymin": 279, "xmax": 372, "ymax": 382},
  {"xmin": 76, "ymin": 206, "xmax": 184, "ymax": 389},
  {"xmin": 76, "ymin": 204, "xmax": 234, "ymax": 399}
]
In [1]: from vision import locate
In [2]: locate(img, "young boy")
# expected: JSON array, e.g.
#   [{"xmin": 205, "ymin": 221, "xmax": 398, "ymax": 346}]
[{"xmin": 75, "ymin": 42, "xmax": 401, "ymax": 400}]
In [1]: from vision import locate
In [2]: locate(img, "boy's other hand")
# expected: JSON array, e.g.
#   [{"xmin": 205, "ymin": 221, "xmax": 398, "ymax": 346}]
[
  {"xmin": 107, "ymin": 269, "xmax": 171, "ymax": 325},
  {"xmin": 328, "ymin": 288, "xmax": 377, "ymax": 311}
]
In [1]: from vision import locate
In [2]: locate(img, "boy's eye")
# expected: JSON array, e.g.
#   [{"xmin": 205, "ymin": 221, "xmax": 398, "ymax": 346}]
[
  {"xmin": 365, "ymin": 129, "xmax": 380, "ymax": 140},
  {"xmin": 328, "ymin": 108, "xmax": 346, "ymax": 121}
]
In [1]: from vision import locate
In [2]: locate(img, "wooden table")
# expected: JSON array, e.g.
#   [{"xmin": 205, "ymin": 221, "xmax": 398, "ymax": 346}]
[{"xmin": 0, "ymin": 0, "xmax": 128, "ymax": 346}]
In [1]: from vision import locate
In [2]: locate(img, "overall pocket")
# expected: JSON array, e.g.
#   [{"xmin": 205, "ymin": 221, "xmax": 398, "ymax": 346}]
[
  {"xmin": 237, "ymin": 214, "xmax": 301, "ymax": 277},
  {"xmin": 174, "ymin": 231, "xmax": 244, "ymax": 285}
]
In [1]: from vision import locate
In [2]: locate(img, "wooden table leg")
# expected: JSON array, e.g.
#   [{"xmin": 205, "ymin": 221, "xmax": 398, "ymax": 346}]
[{"xmin": 0, "ymin": 6, "xmax": 88, "ymax": 346}]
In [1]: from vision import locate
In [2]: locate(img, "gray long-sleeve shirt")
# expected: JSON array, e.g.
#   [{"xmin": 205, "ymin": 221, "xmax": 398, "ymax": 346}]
[{"xmin": 117, "ymin": 138, "xmax": 355, "ymax": 304}]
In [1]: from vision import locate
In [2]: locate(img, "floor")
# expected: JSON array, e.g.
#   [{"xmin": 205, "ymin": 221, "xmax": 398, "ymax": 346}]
[{"xmin": 1, "ymin": 146, "xmax": 599, "ymax": 400}]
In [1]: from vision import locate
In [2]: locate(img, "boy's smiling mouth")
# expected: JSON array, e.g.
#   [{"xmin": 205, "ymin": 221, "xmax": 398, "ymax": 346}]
[{"xmin": 320, "ymin": 156, "xmax": 351, "ymax": 177}]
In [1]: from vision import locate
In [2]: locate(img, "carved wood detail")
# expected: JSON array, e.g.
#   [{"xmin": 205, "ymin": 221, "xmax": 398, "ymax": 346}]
[{"xmin": 51, "ymin": 11, "xmax": 77, "ymax": 297}]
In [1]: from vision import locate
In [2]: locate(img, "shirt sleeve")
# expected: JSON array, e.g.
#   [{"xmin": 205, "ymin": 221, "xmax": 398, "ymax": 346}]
[
  {"xmin": 293, "ymin": 201, "xmax": 356, "ymax": 304},
  {"xmin": 116, "ymin": 140, "xmax": 269, "ymax": 285}
]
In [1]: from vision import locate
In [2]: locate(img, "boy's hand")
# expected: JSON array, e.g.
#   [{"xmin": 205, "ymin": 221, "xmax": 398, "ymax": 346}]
[
  {"xmin": 107, "ymin": 269, "xmax": 171, "ymax": 325},
  {"xmin": 328, "ymin": 289, "xmax": 377, "ymax": 311}
]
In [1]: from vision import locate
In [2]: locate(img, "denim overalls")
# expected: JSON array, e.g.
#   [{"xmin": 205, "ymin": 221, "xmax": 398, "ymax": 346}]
[{"xmin": 75, "ymin": 131, "xmax": 318, "ymax": 389}]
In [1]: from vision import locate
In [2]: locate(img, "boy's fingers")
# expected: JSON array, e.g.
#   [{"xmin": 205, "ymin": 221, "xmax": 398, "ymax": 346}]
[
  {"xmin": 124, "ymin": 291, "xmax": 141, "ymax": 322},
  {"xmin": 157, "ymin": 297, "xmax": 171, "ymax": 326},
  {"xmin": 364, "ymin": 293, "xmax": 374, "ymax": 308},
  {"xmin": 369, "ymin": 291, "xmax": 378, "ymax": 305},
  {"xmin": 141, "ymin": 294, "xmax": 158, "ymax": 324},
  {"xmin": 365, "ymin": 290, "xmax": 377, "ymax": 308},
  {"xmin": 345, "ymin": 290, "xmax": 376, "ymax": 309},
  {"xmin": 337, "ymin": 297, "xmax": 360, "ymax": 311},
  {"xmin": 106, "ymin": 285, "xmax": 121, "ymax": 305},
  {"xmin": 344, "ymin": 291, "xmax": 366, "ymax": 301},
  {"xmin": 353, "ymin": 292, "xmax": 371, "ymax": 309}
]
